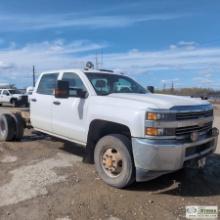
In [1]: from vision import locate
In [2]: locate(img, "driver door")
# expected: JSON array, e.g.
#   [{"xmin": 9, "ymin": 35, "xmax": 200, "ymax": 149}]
[{"xmin": 52, "ymin": 72, "xmax": 89, "ymax": 144}]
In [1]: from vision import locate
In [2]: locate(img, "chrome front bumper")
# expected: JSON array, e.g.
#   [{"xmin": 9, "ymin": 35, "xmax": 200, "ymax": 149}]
[{"xmin": 132, "ymin": 129, "xmax": 219, "ymax": 182}]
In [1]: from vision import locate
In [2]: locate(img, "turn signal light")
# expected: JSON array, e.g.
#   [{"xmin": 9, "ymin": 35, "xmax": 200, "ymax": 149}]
[{"xmin": 145, "ymin": 127, "xmax": 159, "ymax": 136}]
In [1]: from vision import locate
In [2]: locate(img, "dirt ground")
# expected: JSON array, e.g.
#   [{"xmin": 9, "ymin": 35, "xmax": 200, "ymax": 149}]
[{"xmin": 0, "ymin": 105, "xmax": 220, "ymax": 220}]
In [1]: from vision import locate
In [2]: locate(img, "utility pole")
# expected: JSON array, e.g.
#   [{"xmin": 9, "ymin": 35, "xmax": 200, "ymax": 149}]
[
  {"xmin": 33, "ymin": 65, "xmax": 36, "ymax": 87},
  {"xmin": 171, "ymin": 81, "xmax": 174, "ymax": 94}
]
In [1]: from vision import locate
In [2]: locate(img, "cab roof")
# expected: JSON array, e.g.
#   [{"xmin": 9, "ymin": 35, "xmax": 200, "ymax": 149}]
[{"xmin": 41, "ymin": 68, "xmax": 123, "ymax": 76}]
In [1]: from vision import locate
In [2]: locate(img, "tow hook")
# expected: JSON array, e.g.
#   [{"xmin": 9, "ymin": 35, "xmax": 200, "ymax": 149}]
[
  {"xmin": 211, "ymin": 127, "xmax": 219, "ymax": 137},
  {"xmin": 185, "ymin": 157, "xmax": 207, "ymax": 169},
  {"xmin": 197, "ymin": 157, "xmax": 207, "ymax": 168}
]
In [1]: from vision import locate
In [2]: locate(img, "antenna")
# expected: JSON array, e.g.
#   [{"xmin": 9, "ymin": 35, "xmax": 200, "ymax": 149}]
[
  {"xmin": 95, "ymin": 51, "xmax": 98, "ymax": 69},
  {"xmin": 95, "ymin": 49, "xmax": 104, "ymax": 69},
  {"xmin": 101, "ymin": 49, "xmax": 103, "ymax": 68}
]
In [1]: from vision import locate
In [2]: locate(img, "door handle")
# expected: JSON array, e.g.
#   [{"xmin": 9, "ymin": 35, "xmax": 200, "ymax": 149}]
[
  {"xmin": 53, "ymin": 101, "xmax": 61, "ymax": 105},
  {"xmin": 31, "ymin": 98, "xmax": 37, "ymax": 102}
]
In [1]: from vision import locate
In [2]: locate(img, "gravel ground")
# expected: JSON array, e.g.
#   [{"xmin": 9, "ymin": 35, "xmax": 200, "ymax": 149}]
[{"xmin": 0, "ymin": 105, "xmax": 220, "ymax": 220}]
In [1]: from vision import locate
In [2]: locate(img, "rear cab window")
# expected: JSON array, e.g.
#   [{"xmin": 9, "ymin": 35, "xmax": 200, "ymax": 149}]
[{"xmin": 37, "ymin": 73, "xmax": 59, "ymax": 95}]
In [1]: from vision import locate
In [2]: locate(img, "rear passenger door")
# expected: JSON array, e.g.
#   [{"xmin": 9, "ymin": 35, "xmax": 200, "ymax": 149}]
[{"xmin": 30, "ymin": 73, "xmax": 59, "ymax": 132}]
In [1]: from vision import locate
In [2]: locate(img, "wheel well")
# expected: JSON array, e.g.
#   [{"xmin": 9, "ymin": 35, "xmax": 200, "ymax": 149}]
[
  {"xmin": 84, "ymin": 119, "xmax": 131, "ymax": 163},
  {"xmin": 10, "ymin": 98, "xmax": 17, "ymax": 103}
]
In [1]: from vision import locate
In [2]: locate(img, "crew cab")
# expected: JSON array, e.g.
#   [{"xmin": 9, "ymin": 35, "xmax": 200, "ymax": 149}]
[
  {"xmin": 0, "ymin": 89, "xmax": 28, "ymax": 107},
  {"xmin": 0, "ymin": 65, "xmax": 219, "ymax": 188}
]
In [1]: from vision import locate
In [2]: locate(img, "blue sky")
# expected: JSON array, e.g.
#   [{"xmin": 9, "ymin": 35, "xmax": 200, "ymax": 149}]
[{"xmin": 0, "ymin": 0, "xmax": 220, "ymax": 89}]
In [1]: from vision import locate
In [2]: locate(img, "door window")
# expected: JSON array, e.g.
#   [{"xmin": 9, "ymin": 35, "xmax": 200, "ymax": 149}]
[
  {"xmin": 62, "ymin": 72, "xmax": 87, "ymax": 96},
  {"xmin": 37, "ymin": 73, "xmax": 59, "ymax": 95},
  {"xmin": 3, "ymin": 90, "xmax": 10, "ymax": 96}
]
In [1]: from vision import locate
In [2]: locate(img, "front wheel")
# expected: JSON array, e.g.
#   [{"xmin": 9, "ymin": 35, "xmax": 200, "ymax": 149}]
[
  {"xmin": 11, "ymin": 99, "xmax": 18, "ymax": 107},
  {"xmin": 94, "ymin": 134, "xmax": 135, "ymax": 188}
]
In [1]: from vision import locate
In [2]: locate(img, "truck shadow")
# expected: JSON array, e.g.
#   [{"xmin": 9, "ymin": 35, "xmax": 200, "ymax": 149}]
[
  {"xmin": 129, "ymin": 154, "xmax": 220, "ymax": 197},
  {"xmin": 21, "ymin": 131, "xmax": 51, "ymax": 142},
  {"xmin": 59, "ymin": 141, "xmax": 86, "ymax": 158}
]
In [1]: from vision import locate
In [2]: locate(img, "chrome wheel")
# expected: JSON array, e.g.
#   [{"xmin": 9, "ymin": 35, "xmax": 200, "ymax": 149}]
[{"xmin": 101, "ymin": 148, "xmax": 123, "ymax": 177}]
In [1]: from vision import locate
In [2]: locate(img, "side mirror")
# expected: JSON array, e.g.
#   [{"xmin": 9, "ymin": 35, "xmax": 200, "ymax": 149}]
[
  {"xmin": 55, "ymin": 80, "xmax": 69, "ymax": 98},
  {"xmin": 147, "ymin": 86, "xmax": 155, "ymax": 93},
  {"xmin": 77, "ymin": 89, "xmax": 88, "ymax": 99}
]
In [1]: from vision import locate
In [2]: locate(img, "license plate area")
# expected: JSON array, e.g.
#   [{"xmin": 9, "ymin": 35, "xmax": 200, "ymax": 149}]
[
  {"xmin": 185, "ymin": 141, "xmax": 214, "ymax": 157},
  {"xmin": 184, "ymin": 156, "xmax": 207, "ymax": 168}
]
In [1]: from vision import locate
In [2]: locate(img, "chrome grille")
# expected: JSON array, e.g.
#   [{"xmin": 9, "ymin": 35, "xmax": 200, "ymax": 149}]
[
  {"xmin": 176, "ymin": 122, "xmax": 212, "ymax": 136},
  {"xmin": 176, "ymin": 110, "xmax": 213, "ymax": 120}
]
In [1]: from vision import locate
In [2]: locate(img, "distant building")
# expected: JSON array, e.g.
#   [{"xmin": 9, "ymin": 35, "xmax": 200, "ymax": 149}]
[{"xmin": 0, "ymin": 83, "xmax": 16, "ymax": 89}]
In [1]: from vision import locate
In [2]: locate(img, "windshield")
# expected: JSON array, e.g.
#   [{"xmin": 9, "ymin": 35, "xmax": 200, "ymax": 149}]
[
  {"xmin": 85, "ymin": 73, "xmax": 147, "ymax": 96},
  {"xmin": 9, "ymin": 90, "xmax": 22, "ymax": 94}
]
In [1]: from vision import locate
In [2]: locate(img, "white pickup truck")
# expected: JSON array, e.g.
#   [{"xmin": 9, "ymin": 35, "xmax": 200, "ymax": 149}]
[
  {"xmin": 0, "ymin": 89, "xmax": 28, "ymax": 107},
  {"xmin": 0, "ymin": 65, "xmax": 219, "ymax": 188}
]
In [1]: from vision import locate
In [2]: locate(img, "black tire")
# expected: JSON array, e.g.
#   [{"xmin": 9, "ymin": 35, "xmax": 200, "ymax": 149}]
[
  {"xmin": 11, "ymin": 99, "xmax": 17, "ymax": 107},
  {"xmin": 10, "ymin": 113, "xmax": 24, "ymax": 140},
  {"xmin": 94, "ymin": 134, "xmax": 135, "ymax": 188},
  {"xmin": 0, "ymin": 114, "xmax": 16, "ymax": 141}
]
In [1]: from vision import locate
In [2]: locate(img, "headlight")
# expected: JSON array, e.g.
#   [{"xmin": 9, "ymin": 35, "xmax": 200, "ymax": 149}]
[
  {"xmin": 147, "ymin": 112, "xmax": 158, "ymax": 120},
  {"xmin": 145, "ymin": 127, "xmax": 175, "ymax": 136},
  {"xmin": 145, "ymin": 111, "xmax": 176, "ymax": 136},
  {"xmin": 146, "ymin": 112, "xmax": 175, "ymax": 121}
]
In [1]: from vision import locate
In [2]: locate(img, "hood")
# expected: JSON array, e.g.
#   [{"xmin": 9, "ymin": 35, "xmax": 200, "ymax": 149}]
[
  {"xmin": 108, "ymin": 93, "xmax": 210, "ymax": 109},
  {"xmin": 12, "ymin": 94, "xmax": 25, "ymax": 98}
]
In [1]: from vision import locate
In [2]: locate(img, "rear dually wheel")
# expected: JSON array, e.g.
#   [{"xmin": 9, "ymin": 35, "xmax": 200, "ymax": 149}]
[{"xmin": 0, "ymin": 114, "xmax": 16, "ymax": 141}]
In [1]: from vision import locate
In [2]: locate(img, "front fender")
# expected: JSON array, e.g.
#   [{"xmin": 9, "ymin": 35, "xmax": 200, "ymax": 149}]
[{"xmin": 87, "ymin": 105, "xmax": 145, "ymax": 138}]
